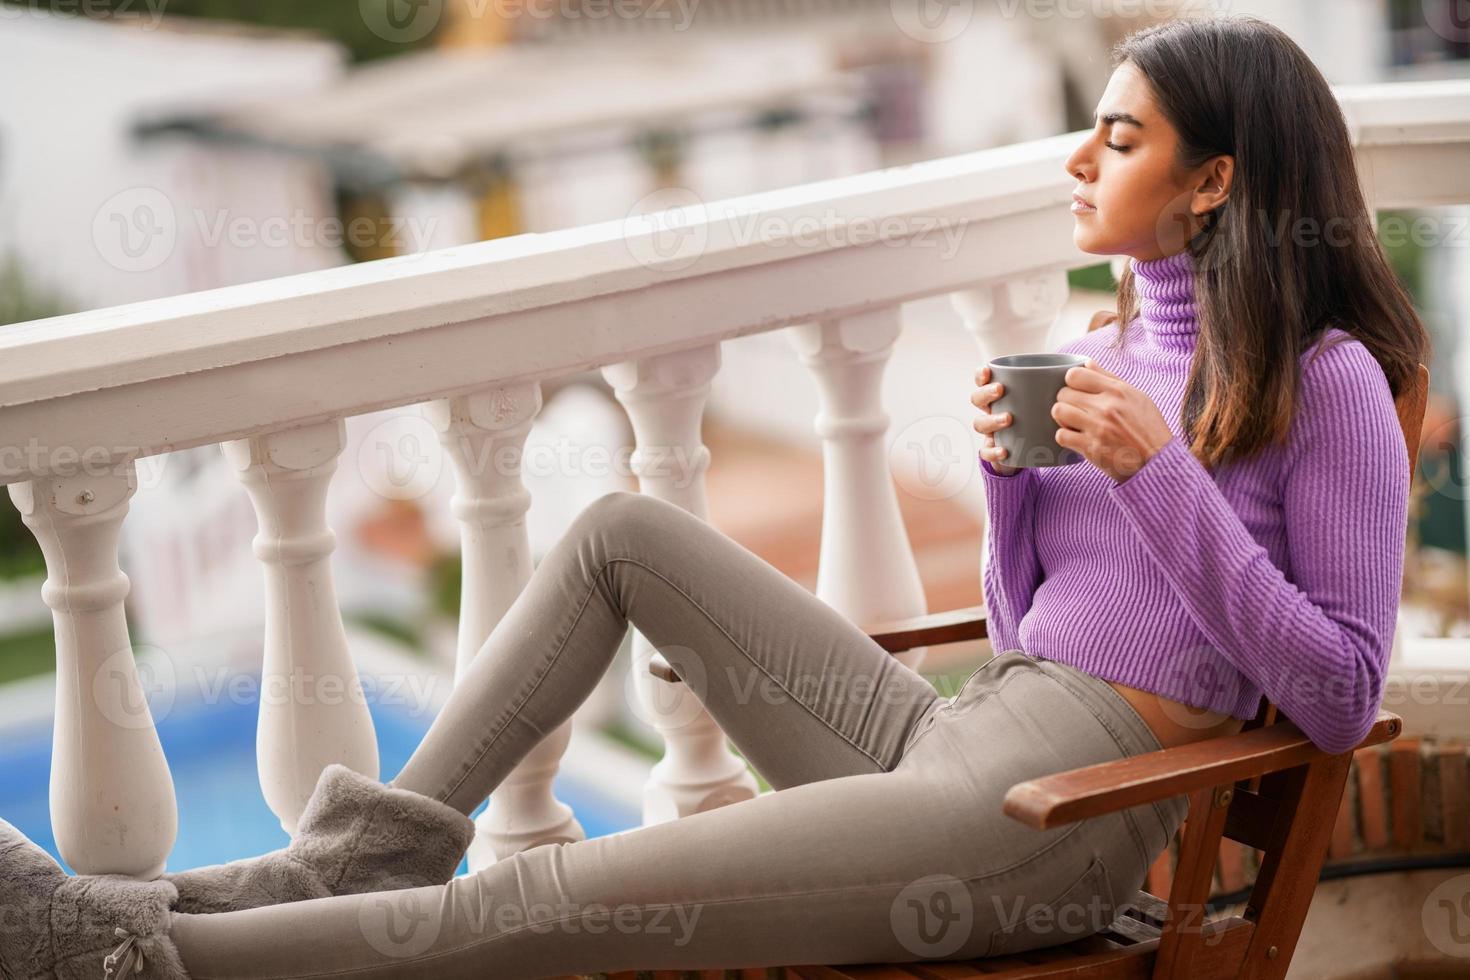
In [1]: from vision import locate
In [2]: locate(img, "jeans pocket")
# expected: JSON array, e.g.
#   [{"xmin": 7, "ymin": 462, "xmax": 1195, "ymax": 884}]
[{"xmin": 984, "ymin": 855, "xmax": 1114, "ymax": 959}]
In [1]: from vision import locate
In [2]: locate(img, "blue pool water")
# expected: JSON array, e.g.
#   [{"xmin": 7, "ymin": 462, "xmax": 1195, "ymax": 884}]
[{"xmin": 0, "ymin": 676, "xmax": 642, "ymax": 875}]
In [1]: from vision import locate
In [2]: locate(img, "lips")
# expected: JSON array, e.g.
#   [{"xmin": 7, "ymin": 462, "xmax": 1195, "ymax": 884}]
[{"xmin": 1071, "ymin": 193, "xmax": 1096, "ymax": 213}]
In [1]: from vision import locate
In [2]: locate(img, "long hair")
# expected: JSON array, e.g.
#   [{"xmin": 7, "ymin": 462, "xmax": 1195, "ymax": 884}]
[{"xmin": 1099, "ymin": 15, "xmax": 1430, "ymax": 471}]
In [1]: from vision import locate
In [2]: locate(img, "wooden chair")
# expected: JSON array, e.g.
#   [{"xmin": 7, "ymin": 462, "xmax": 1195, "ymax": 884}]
[{"xmin": 636, "ymin": 312, "xmax": 1431, "ymax": 980}]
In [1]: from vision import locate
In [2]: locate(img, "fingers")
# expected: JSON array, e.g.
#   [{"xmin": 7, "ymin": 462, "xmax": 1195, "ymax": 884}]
[
  {"xmin": 975, "ymin": 365, "xmax": 1012, "ymax": 464},
  {"xmin": 979, "ymin": 438, "xmax": 1010, "ymax": 463},
  {"xmin": 970, "ymin": 378, "xmax": 1005, "ymax": 408},
  {"xmin": 1051, "ymin": 401, "xmax": 1086, "ymax": 428},
  {"xmin": 1063, "ymin": 366, "xmax": 1109, "ymax": 393},
  {"xmin": 972, "ymin": 409, "xmax": 1013, "ymax": 435}
]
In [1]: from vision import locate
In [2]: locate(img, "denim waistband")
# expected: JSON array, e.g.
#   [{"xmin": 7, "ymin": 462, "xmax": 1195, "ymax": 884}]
[{"xmin": 1015, "ymin": 653, "xmax": 1189, "ymax": 840}]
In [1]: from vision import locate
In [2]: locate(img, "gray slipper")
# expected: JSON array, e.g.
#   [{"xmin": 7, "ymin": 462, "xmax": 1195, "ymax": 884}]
[
  {"xmin": 0, "ymin": 818, "xmax": 189, "ymax": 980},
  {"xmin": 162, "ymin": 763, "xmax": 475, "ymax": 915}
]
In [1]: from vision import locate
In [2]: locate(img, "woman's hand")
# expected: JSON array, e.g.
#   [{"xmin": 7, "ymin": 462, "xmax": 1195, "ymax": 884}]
[
  {"xmin": 972, "ymin": 365, "xmax": 1022, "ymax": 476},
  {"xmin": 1054, "ymin": 358, "xmax": 1175, "ymax": 482}
]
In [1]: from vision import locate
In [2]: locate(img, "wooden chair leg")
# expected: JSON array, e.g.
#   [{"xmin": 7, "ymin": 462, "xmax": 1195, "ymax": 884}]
[
  {"xmin": 1237, "ymin": 754, "xmax": 1353, "ymax": 980},
  {"xmin": 1153, "ymin": 785, "xmax": 1232, "ymax": 979}
]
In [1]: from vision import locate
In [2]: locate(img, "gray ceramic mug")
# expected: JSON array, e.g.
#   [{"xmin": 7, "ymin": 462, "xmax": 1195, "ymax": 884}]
[{"xmin": 987, "ymin": 352, "xmax": 1089, "ymax": 468}]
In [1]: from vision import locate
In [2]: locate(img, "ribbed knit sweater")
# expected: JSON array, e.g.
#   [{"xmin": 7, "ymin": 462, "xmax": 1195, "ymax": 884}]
[{"xmin": 979, "ymin": 248, "xmax": 1410, "ymax": 754}]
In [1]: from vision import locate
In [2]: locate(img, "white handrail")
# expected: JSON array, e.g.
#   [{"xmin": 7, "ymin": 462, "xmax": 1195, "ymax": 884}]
[{"xmin": 5, "ymin": 78, "xmax": 1467, "ymax": 484}]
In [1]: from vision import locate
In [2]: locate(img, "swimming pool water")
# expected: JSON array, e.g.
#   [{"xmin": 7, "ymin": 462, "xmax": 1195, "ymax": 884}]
[{"xmin": 0, "ymin": 677, "xmax": 642, "ymax": 875}]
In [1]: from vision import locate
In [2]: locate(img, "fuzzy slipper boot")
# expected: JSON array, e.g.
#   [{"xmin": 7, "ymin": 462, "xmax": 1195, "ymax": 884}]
[
  {"xmin": 161, "ymin": 763, "xmax": 474, "ymax": 915},
  {"xmin": 0, "ymin": 817, "xmax": 189, "ymax": 980}
]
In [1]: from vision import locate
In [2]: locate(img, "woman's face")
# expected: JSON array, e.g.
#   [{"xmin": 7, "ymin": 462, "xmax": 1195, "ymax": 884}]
[{"xmin": 1064, "ymin": 62, "xmax": 1219, "ymax": 261}]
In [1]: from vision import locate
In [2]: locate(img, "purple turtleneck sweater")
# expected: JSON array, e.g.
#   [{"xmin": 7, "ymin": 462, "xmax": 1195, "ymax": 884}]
[{"xmin": 980, "ymin": 248, "xmax": 1409, "ymax": 754}]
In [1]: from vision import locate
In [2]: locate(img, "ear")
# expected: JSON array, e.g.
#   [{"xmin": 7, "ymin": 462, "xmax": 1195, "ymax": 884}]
[{"xmin": 1192, "ymin": 154, "xmax": 1233, "ymax": 218}]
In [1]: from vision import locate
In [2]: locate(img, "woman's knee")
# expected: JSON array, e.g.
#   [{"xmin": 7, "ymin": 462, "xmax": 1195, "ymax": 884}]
[{"xmin": 573, "ymin": 491, "xmax": 682, "ymax": 550}]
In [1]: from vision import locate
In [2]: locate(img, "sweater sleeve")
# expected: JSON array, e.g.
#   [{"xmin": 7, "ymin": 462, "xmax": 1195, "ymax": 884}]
[
  {"xmin": 980, "ymin": 456, "xmax": 1043, "ymax": 655},
  {"xmin": 1104, "ymin": 341, "xmax": 1410, "ymax": 754}
]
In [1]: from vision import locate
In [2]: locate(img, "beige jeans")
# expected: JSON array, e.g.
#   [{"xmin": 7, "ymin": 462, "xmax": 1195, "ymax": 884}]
[{"xmin": 170, "ymin": 491, "xmax": 1188, "ymax": 979}]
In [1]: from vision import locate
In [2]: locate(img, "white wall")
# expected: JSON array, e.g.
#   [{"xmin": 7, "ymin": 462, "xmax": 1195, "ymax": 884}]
[{"xmin": 0, "ymin": 10, "xmax": 346, "ymax": 312}]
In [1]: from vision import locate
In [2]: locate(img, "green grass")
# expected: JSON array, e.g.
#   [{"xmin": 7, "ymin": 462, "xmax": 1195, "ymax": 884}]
[
  {"xmin": 0, "ymin": 625, "xmax": 57, "ymax": 686},
  {"xmin": 1068, "ymin": 262, "xmax": 1118, "ymax": 294},
  {"xmin": 344, "ymin": 610, "xmax": 427, "ymax": 656}
]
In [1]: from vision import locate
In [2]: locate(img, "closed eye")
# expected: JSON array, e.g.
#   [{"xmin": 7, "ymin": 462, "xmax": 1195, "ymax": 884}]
[{"xmin": 1105, "ymin": 141, "xmax": 1131, "ymax": 153}]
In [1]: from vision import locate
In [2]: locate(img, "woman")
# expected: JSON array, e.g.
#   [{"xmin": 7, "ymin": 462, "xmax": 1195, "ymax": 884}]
[{"xmin": 0, "ymin": 14, "xmax": 1428, "ymax": 980}]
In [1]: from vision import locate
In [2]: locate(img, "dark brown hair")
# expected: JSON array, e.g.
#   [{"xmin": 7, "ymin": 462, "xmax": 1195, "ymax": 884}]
[{"xmin": 1099, "ymin": 15, "xmax": 1430, "ymax": 471}]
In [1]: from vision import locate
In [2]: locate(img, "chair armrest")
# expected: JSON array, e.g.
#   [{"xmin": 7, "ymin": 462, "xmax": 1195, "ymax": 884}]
[
  {"xmin": 1002, "ymin": 709, "xmax": 1402, "ymax": 830},
  {"xmin": 861, "ymin": 604, "xmax": 988, "ymax": 653}
]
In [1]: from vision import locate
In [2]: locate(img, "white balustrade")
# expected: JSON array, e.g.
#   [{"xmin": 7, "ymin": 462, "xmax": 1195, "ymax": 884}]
[
  {"xmin": 952, "ymin": 271, "xmax": 1071, "ymax": 652},
  {"xmin": 220, "ymin": 420, "xmax": 379, "ymax": 833},
  {"xmin": 425, "ymin": 384, "xmax": 587, "ymax": 868},
  {"xmin": 787, "ymin": 308, "xmax": 929, "ymax": 672},
  {"xmin": 7, "ymin": 464, "xmax": 177, "ymax": 878},
  {"xmin": 603, "ymin": 345, "xmax": 762, "ymax": 822},
  {"xmin": 0, "ymin": 80, "xmax": 1464, "ymax": 873}
]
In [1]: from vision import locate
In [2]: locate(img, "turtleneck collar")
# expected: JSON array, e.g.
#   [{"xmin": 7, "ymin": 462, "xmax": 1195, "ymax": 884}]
[{"xmin": 1131, "ymin": 249, "xmax": 1199, "ymax": 352}]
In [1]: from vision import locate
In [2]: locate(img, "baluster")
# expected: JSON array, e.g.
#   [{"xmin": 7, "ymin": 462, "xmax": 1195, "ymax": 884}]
[
  {"xmin": 952, "ymin": 272, "xmax": 1071, "ymax": 655},
  {"xmin": 220, "ymin": 420, "xmax": 379, "ymax": 833},
  {"xmin": 602, "ymin": 345, "xmax": 761, "ymax": 823},
  {"xmin": 425, "ymin": 384, "xmax": 587, "ymax": 869},
  {"xmin": 9, "ymin": 463, "xmax": 177, "ymax": 878},
  {"xmin": 787, "ymin": 308, "xmax": 929, "ymax": 672}
]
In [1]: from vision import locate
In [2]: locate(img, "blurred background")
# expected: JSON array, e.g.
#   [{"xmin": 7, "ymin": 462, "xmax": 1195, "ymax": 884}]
[{"xmin": 1, "ymin": 1, "xmax": 1468, "ymax": 970}]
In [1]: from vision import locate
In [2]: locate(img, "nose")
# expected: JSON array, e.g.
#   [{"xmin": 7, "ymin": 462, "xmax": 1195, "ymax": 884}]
[{"xmin": 1064, "ymin": 135, "xmax": 1095, "ymax": 184}]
